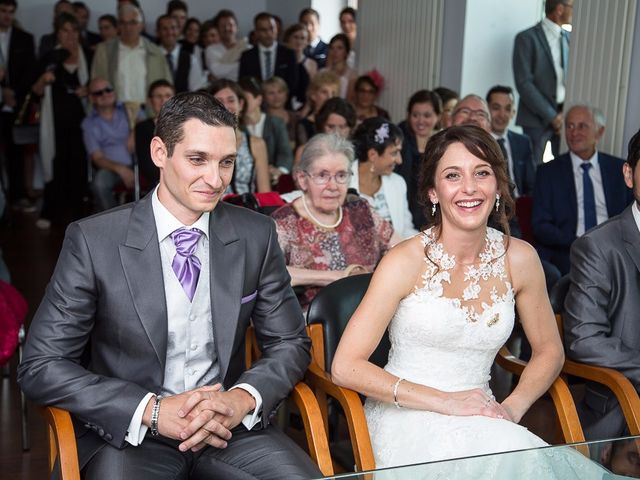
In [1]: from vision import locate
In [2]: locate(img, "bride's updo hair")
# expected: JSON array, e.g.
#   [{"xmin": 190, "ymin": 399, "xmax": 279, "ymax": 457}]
[{"xmin": 418, "ymin": 125, "xmax": 515, "ymax": 237}]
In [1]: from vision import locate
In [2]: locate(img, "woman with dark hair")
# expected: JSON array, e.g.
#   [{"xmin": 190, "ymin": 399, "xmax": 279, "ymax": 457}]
[
  {"xmin": 32, "ymin": 12, "xmax": 92, "ymax": 228},
  {"xmin": 320, "ymin": 33, "xmax": 356, "ymax": 100},
  {"xmin": 238, "ymin": 76, "xmax": 293, "ymax": 185},
  {"xmin": 434, "ymin": 86, "xmax": 459, "ymax": 129},
  {"xmin": 331, "ymin": 125, "xmax": 607, "ymax": 476},
  {"xmin": 283, "ymin": 23, "xmax": 317, "ymax": 108},
  {"xmin": 350, "ymin": 117, "xmax": 416, "ymax": 238},
  {"xmin": 208, "ymin": 79, "xmax": 271, "ymax": 194},
  {"xmin": 397, "ymin": 89, "xmax": 442, "ymax": 229},
  {"xmin": 353, "ymin": 74, "xmax": 390, "ymax": 125}
]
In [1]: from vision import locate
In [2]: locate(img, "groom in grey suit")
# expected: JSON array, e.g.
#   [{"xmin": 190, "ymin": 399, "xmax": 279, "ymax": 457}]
[
  {"xmin": 18, "ymin": 92, "xmax": 320, "ymax": 479},
  {"xmin": 564, "ymin": 128, "xmax": 640, "ymax": 440}
]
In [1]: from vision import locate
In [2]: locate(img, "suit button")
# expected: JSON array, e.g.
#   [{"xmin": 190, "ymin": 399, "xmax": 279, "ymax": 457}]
[
  {"xmin": 98, "ymin": 428, "xmax": 105, "ymax": 436},
  {"xmin": 104, "ymin": 433, "xmax": 113, "ymax": 441},
  {"xmin": 84, "ymin": 423, "xmax": 91, "ymax": 429},
  {"xmin": 92, "ymin": 425, "xmax": 97, "ymax": 431}
]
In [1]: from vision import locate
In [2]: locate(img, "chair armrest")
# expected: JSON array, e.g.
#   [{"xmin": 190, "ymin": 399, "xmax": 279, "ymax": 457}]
[
  {"xmin": 305, "ymin": 362, "xmax": 376, "ymax": 472},
  {"xmin": 290, "ymin": 382, "xmax": 334, "ymax": 476},
  {"xmin": 562, "ymin": 359, "xmax": 640, "ymax": 435},
  {"xmin": 40, "ymin": 406, "xmax": 81, "ymax": 480},
  {"xmin": 496, "ymin": 347, "xmax": 586, "ymax": 445}
]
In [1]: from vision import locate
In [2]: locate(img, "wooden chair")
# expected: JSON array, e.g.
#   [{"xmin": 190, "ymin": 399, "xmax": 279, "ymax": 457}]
[
  {"xmin": 305, "ymin": 274, "xmax": 592, "ymax": 471},
  {"xmin": 549, "ymin": 275, "xmax": 640, "ymax": 436},
  {"xmin": 43, "ymin": 328, "xmax": 334, "ymax": 480}
]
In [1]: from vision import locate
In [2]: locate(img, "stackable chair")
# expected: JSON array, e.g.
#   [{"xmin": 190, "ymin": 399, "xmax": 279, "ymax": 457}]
[{"xmin": 549, "ymin": 275, "xmax": 640, "ymax": 436}]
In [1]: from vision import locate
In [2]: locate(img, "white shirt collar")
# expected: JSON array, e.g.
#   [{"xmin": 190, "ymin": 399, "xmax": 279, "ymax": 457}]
[
  {"xmin": 309, "ymin": 36, "xmax": 321, "ymax": 48},
  {"xmin": 152, "ymin": 186, "xmax": 210, "ymax": 242},
  {"xmin": 161, "ymin": 43, "xmax": 180, "ymax": 56},
  {"xmin": 491, "ymin": 131, "xmax": 507, "ymax": 141},
  {"xmin": 542, "ymin": 17, "xmax": 562, "ymax": 38},
  {"xmin": 570, "ymin": 150, "xmax": 599, "ymax": 173},
  {"xmin": 258, "ymin": 42, "xmax": 277, "ymax": 55},
  {"xmin": 632, "ymin": 202, "xmax": 640, "ymax": 234},
  {"xmin": 119, "ymin": 37, "xmax": 144, "ymax": 51}
]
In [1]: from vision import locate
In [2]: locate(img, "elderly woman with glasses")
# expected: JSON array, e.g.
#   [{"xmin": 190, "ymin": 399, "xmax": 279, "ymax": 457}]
[{"xmin": 272, "ymin": 134, "xmax": 395, "ymax": 309}]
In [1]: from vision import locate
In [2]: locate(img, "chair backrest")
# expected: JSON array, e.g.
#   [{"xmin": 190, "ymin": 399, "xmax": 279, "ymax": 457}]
[
  {"xmin": 306, "ymin": 273, "xmax": 391, "ymax": 373},
  {"xmin": 549, "ymin": 274, "xmax": 571, "ymax": 314}
]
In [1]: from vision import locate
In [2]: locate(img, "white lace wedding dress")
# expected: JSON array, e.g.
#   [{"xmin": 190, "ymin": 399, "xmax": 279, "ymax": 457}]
[{"xmin": 363, "ymin": 227, "xmax": 609, "ymax": 478}]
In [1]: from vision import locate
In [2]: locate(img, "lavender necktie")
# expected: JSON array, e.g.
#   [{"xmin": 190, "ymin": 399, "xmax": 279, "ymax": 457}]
[{"xmin": 171, "ymin": 227, "xmax": 203, "ymax": 301}]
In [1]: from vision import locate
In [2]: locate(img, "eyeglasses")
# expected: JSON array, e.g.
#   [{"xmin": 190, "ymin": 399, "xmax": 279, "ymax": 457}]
[
  {"xmin": 453, "ymin": 107, "xmax": 490, "ymax": 121},
  {"xmin": 90, "ymin": 87, "xmax": 114, "ymax": 97},
  {"xmin": 304, "ymin": 170, "xmax": 351, "ymax": 185}
]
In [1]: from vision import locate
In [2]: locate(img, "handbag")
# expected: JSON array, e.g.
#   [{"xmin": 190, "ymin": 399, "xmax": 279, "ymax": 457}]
[{"xmin": 12, "ymin": 92, "xmax": 40, "ymax": 145}]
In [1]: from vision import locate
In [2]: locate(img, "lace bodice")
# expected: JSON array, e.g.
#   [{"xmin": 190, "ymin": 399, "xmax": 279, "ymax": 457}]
[{"xmin": 384, "ymin": 227, "xmax": 515, "ymax": 393}]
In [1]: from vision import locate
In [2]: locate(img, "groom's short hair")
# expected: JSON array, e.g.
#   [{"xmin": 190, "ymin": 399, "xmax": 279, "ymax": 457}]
[{"xmin": 155, "ymin": 91, "xmax": 237, "ymax": 157}]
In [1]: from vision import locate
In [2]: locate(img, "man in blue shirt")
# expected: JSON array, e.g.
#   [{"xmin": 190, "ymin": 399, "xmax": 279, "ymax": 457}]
[{"xmin": 82, "ymin": 77, "xmax": 133, "ymax": 211}]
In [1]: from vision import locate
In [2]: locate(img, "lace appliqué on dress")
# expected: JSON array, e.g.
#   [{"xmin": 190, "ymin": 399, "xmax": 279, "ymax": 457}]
[{"xmin": 418, "ymin": 227, "xmax": 514, "ymax": 323}]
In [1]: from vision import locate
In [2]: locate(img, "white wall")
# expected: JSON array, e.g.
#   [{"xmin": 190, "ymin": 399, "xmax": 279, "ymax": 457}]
[{"xmin": 460, "ymin": 0, "xmax": 541, "ymax": 100}]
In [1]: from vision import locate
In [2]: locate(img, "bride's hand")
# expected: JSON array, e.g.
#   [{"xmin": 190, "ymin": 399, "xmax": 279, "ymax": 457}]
[{"xmin": 441, "ymin": 389, "xmax": 512, "ymax": 420}]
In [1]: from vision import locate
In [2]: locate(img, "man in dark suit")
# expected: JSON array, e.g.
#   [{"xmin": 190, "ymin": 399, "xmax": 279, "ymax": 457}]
[
  {"xmin": 532, "ymin": 105, "xmax": 633, "ymax": 275},
  {"xmin": 0, "ymin": 0, "xmax": 35, "ymax": 204},
  {"xmin": 239, "ymin": 12, "xmax": 297, "ymax": 105},
  {"xmin": 72, "ymin": 1, "xmax": 103, "ymax": 51},
  {"xmin": 18, "ymin": 92, "xmax": 320, "ymax": 479},
  {"xmin": 486, "ymin": 85, "xmax": 536, "ymax": 196},
  {"xmin": 156, "ymin": 15, "xmax": 206, "ymax": 93},
  {"xmin": 299, "ymin": 8, "xmax": 327, "ymax": 68},
  {"xmin": 513, "ymin": 0, "xmax": 572, "ymax": 166},
  {"xmin": 564, "ymin": 128, "xmax": 640, "ymax": 440}
]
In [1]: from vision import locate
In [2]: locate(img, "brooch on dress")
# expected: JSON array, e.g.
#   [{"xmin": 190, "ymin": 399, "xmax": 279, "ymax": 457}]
[{"xmin": 487, "ymin": 313, "xmax": 500, "ymax": 327}]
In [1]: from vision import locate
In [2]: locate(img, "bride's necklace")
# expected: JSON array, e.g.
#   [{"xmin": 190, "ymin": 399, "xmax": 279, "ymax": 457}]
[{"xmin": 301, "ymin": 195, "xmax": 343, "ymax": 229}]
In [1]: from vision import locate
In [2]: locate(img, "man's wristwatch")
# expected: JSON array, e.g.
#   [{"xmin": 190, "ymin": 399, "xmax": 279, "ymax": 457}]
[{"xmin": 150, "ymin": 395, "xmax": 162, "ymax": 436}]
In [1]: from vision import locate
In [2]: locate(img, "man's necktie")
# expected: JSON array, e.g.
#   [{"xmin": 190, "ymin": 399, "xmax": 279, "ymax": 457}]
[
  {"xmin": 581, "ymin": 162, "xmax": 597, "ymax": 232},
  {"xmin": 171, "ymin": 227, "xmax": 203, "ymax": 301},
  {"xmin": 497, "ymin": 138, "xmax": 508, "ymax": 163},
  {"xmin": 264, "ymin": 50, "xmax": 272, "ymax": 80},
  {"xmin": 166, "ymin": 52, "xmax": 176, "ymax": 80}
]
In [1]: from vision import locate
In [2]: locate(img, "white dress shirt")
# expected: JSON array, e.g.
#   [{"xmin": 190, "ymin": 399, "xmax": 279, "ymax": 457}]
[
  {"xmin": 204, "ymin": 38, "xmax": 249, "ymax": 81},
  {"xmin": 258, "ymin": 42, "xmax": 277, "ymax": 80},
  {"xmin": 570, "ymin": 151, "xmax": 608, "ymax": 237},
  {"xmin": 541, "ymin": 17, "xmax": 566, "ymax": 104},
  {"xmin": 125, "ymin": 188, "xmax": 262, "ymax": 445},
  {"xmin": 633, "ymin": 202, "xmax": 640, "ymax": 234},
  {"xmin": 491, "ymin": 132, "xmax": 519, "ymax": 197},
  {"xmin": 161, "ymin": 44, "xmax": 208, "ymax": 91},
  {"xmin": 117, "ymin": 39, "xmax": 147, "ymax": 103}
]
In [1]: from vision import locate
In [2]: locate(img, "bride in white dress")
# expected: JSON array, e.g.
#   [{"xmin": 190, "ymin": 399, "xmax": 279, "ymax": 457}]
[{"xmin": 332, "ymin": 125, "xmax": 610, "ymax": 478}]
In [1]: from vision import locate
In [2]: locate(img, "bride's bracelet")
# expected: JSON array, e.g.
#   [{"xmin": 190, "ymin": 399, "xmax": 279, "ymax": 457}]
[{"xmin": 393, "ymin": 377, "xmax": 404, "ymax": 408}]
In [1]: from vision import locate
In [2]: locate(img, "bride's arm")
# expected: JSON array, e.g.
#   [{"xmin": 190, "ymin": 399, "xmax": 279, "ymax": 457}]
[
  {"xmin": 503, "ymin": 239, "xmax": 565, "ymax": 423},
  {"xmin": 332, "ymin": 238, "xmax": 509, "ymax": 419}
]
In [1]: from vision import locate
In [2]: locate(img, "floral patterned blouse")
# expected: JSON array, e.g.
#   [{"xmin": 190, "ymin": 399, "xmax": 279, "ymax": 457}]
[{"xmin": 272, "ymin": 196, "xmax": 394, "ymax": 308}]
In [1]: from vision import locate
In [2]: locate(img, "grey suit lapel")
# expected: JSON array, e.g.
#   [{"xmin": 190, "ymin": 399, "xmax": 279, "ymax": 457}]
[
  {"xmin": 119, "ymin": 195, "xmax": 168, "ymax": 373},
  {"xmin": 209, "ymin": 204, "xmax": 244, "ymax": 382},
  {"xmin": 621, "ymin": 205, "xmax": 640, "ymax": 274},
  {"xmin": 534, "ymin": 24, "xmax": 555, "ymax": 75}
]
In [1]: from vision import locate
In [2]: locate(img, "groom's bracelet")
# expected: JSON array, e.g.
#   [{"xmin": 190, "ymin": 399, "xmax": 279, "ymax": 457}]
[
  {"xmin": 151, "ymin": 395, "xmax": 163, "ymax": 436},
  {"xmin": 393, "ymin": 378, "xmax": 404, "ymax": 408}
]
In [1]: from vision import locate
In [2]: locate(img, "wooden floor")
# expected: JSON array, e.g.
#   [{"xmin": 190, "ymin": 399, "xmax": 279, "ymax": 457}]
[
  {"xmin": 1, "ymin": 207, "xmax": 64, "ymax": 479},
  {"xmin": 0, "ymin": 206, "xmax": 559, "ymax": 479}
]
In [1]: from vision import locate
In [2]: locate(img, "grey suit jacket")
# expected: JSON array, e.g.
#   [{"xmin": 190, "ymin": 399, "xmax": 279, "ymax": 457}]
[
  {"xmin": 564, "ymin": 205, "xmax": 640, "ymax": 437},
  {"xmin": 513, "ymin": 22, "xmax": 568, "ymax": 128},
  {"xmin": 18, "ymin": 194, "xmax": 310, "ymax": 465}
]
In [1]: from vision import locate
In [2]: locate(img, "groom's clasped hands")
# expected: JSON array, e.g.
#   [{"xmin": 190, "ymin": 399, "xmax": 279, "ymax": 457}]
[{"xmin": 145, "ymin": 383, "xmax": 257, "ymax": 452}]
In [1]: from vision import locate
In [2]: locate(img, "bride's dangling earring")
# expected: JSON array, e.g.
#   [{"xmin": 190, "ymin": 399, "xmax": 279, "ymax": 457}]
[
  {"xmin": 495, "ymin": 194, "xmax": 501, "ymax": 212},
  {"xmin": 431, "ymin": 202, "xmax": 437, "ymax": 216}
]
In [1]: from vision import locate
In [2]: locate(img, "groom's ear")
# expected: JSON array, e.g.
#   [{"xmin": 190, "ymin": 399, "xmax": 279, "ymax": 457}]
[{"xmin": 150, "ymin": 136, "xmax": 168, "ymax": 169}]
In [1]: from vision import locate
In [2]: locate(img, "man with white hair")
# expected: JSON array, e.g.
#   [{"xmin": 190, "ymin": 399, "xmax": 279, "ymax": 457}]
[
  {"xmin": 532, "ymin": 105, "xmax": 632, "ymax": 275},
  {"xmin": 92, "ymin": 3, "xmax": 171, "ymax": 109},
  {"xmin": 450, "ymin": 94, "xmax": 492, "ymax": 132}
]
